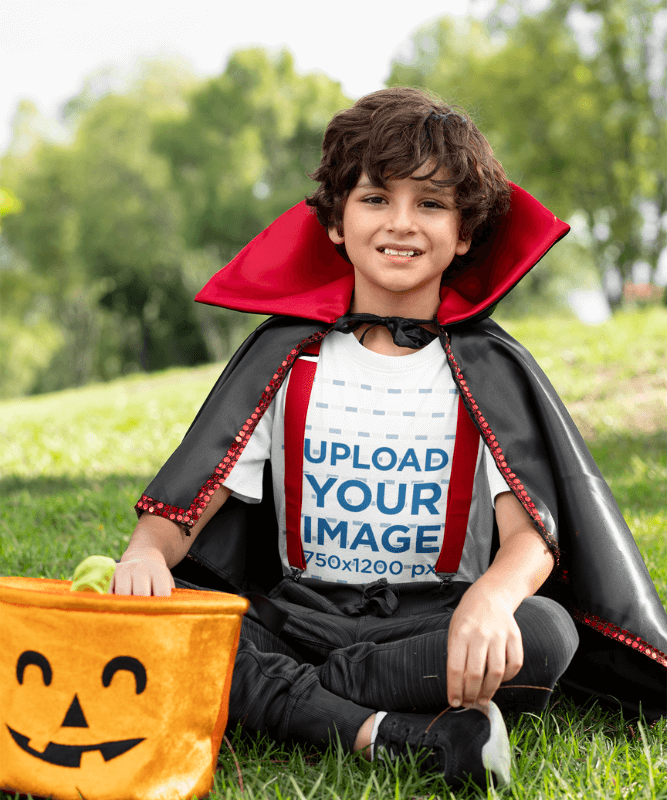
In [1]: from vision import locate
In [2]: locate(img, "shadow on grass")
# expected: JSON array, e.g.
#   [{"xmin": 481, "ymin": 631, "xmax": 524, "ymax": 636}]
[{"xmin": 0, "ymin": 472, "xmax": 151, "ymax": 498}]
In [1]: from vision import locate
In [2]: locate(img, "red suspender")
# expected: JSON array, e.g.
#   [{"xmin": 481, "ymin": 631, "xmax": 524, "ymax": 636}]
[
  {"xmin": 284, "ymin": 347, "xmax": 481, "ymax": 579},
  {"xmin": 435, "ymin": 395, "xmax": 481, "ymax": 576},
  {"xmin": 283, "ymin": 342, "xmax": 321, "ymax": 572}
]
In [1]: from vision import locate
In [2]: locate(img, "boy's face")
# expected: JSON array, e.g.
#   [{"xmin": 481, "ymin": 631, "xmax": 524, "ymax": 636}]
[{"xmin": 328, "ymin": 164, "xmax": 470, "ymax": 313}]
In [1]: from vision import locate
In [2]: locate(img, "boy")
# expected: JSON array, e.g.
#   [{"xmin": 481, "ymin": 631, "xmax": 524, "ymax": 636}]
[{"xmin": 112, "ymin": 88, "xmax": 667, "ymax": 786}]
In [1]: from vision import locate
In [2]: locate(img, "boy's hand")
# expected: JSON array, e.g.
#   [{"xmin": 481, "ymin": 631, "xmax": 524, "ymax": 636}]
[
  {"xmin": 446, "ymin": 583, "xmax": 523, "ymax": 708},
  {"xmin": 110, "ymin": 552, "xmax": 175, "ymax": 597},
  {"xmin": 445, "ymin": 491, "xmax": 554, "ymax": 708},
  {"xmin": 110, "ymin": 486, "xmax": 229, "ymax": 596}
]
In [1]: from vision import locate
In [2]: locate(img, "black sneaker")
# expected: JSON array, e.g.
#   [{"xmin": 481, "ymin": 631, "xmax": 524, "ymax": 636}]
[{"xmin": 375, "ymin": 701, "xmax": 511, "ymax": 787}]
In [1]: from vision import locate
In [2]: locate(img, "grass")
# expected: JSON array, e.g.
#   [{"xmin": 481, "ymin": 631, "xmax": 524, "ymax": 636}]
[{"xmin": 1, "ymin": 306, "xmax": 666, "ymax": 799}]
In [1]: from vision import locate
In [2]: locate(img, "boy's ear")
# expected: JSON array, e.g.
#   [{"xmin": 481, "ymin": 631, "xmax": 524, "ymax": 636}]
[
  {"xmin": 328, "ymin": 225, "xmax": 344, "ymax": 245},
  {"xmin": 455, "ymin": 236, "xmax": 471, "ymax": 257}
]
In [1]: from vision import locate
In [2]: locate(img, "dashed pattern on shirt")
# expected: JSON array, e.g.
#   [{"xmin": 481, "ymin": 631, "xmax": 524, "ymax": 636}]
[{"xmin": 316, "ymin": 376, "xmax": 458, "ymax": 396}]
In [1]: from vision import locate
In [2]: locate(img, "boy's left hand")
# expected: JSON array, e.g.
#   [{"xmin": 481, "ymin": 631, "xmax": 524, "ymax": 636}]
[{"xmin": 446, "ymin": 582, "xmax": 523, "ymax": 708}]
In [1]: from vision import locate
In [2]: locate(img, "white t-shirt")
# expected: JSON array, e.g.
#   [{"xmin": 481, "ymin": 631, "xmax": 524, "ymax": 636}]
[{"xmin": 223, "ymin": 331, "xmax": 509, "ymax": 584}]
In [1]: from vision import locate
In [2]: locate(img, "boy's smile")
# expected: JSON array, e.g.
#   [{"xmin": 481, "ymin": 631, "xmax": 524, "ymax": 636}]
[{"xmin": 328, "ymin": 165, "xmax": 470, "ymax": 316}]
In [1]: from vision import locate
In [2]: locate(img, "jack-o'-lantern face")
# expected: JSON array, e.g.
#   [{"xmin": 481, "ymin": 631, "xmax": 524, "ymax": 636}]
[
  {"xmin": 8, "ymin": 650, "xmax": 146, "ymax": 768},
  {"xmin": 0, "ymin": 577, "xmax": 248, "ymax": 800}
]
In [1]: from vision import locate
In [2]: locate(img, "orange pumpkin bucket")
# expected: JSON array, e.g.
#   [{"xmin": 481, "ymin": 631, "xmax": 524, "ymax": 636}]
[{"xmin": 0, "ymin": 576, "xmax": 248, "ymax": 800}]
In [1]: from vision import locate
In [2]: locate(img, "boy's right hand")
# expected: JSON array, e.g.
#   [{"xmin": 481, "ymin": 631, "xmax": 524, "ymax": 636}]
[
  {"xmin": 110, "ymin": 488, "xmax": 230, "ymax": 597},
  {"xmin": 110, "ymin": 554, "xmax": 175, "ymax": 597}
]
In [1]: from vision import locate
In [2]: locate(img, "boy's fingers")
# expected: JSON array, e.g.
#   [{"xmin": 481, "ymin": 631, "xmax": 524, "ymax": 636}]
[
  {"xmin": 109, "ymin": 560, "xmax": 172, "ymax": 596},
  {"xmin": 131, "ymin": 569, "xmax": 152, "ymax": 597},
  {"xmin": 150, "ymin": 564, "xmax": 174, "ymax": 597},
  {"xmin": 503, "ymin": 633, "xmax": 524, "ymax": 682},
  {"xmin": 461, "ymin": 642, "xmax": 487, "ymax": 705},
  {"xmin": 111, "ymin": 565, "xmax": 131, "ymax": 595},
  {"xmin": 478, "ymin": 642, "xmax": 506, "ymax": 704},
  {"xmin": 446, "ymin": 639, "xmax": 467, "ymax": 707}
]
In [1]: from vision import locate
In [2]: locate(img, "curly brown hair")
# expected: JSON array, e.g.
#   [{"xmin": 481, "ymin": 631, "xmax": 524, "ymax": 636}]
[{"xmin": 306, "ymin": 87, "xmax": 511, "ymax": 273}]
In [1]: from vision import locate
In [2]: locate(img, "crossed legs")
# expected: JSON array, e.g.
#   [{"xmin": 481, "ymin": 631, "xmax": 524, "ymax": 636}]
[{"xmin": 228, "ymin": 583, "xmax": 578, "ymax": 749}]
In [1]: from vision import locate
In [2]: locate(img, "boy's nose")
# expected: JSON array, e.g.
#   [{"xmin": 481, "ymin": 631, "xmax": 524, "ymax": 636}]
[{"xmin": 386, "ymin": 203, "xmax": 417, "ymax": 234}]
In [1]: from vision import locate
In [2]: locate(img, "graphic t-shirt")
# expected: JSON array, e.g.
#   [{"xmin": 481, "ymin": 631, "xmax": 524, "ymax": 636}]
[{"xmin": 222, "ymin": 331, "xmax": 509, "ymax": 584}]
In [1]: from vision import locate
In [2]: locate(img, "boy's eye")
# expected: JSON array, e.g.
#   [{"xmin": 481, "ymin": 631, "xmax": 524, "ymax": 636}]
[
  {"xmin": 421, "ymin": 200, "xmax": 444, "ymax": 209},
  {"xmin": 363, "ymin": 196, "xmax": 386, "ymax": 205}
]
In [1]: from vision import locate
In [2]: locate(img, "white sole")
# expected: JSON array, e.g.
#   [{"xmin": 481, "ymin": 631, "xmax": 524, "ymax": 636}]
[{"xmin": 478, "ymin": 701, "xmax": 512, "ymax": 785}]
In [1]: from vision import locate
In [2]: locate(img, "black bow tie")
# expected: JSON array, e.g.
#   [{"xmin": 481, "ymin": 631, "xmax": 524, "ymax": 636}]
[{"xmin": 332, "ymin": 313, "xmax": 441, "ymax": 349}]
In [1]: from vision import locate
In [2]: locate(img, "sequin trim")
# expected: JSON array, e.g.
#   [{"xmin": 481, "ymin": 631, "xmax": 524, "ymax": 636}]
[
  {"xmin": 135, "ymin": 329, "xmax": 329, "ymax": 531},
  {"xmin": 573, "ymin": 608, "xmax": 667, "ymax": 668},
  {"xmin": 442, "ymin": 332, "xmax": 561, "ymax": 566},
  {"xmin": 134, "ymin": 495, "xmax": 188, "ymax": 524}
]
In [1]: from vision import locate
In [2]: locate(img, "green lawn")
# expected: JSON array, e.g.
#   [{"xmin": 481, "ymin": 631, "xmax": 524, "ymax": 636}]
[{"xmin": 1, "ymin": 307, "xmax": 666, "ymax": 799}]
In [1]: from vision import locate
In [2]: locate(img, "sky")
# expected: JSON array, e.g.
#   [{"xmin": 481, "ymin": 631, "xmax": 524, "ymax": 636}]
[{"xmin": 1, "ymin": 0, "xmax": 481, "ymax": 155}]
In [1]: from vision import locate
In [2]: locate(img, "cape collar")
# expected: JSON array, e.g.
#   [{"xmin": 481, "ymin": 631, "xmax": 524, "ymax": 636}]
[{"xmin": 195, "ymin": 183, "xmax": 569, "ymax": 327}]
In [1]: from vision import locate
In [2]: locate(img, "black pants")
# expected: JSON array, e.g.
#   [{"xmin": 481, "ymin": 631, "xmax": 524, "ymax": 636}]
[{"xmin": 221, "ymin": 578, "xmax": 579, "ymax": 751}]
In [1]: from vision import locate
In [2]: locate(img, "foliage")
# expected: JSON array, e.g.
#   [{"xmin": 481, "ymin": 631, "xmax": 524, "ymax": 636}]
[
  {"xmin": 0, "ymin": 69, "xmax": 211, "ymax": 393},
  {"xmin": 552, "ymin": 0, "xmax": 667, "ymax": 289},
  {"xmin": 1, "ymin": 310, "xmax": 665, "ymax": 799},
  {"xmin": 388, "ymin": 0, "xmax": 667, "ymax": 293},
  {"xmin": 0, "ymin": 242, "xmax": 64, "ymax": 398},
  {"xmin": 0, "ymin": 51, "xmax": 348, "ymax": 398},
  {"xmin": 153, "ymin": 48, "xmax": 349, "ymax": 258},
  {"xmin": 2, "ymin": 5, "xmax": 665, "ymax": 401},
  {"xmin": 0, "ymin": 186, "xmax": 22, "ymax": 228}
]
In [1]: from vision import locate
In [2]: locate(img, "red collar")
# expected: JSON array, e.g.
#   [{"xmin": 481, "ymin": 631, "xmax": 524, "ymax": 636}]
[{"xmin": 196, "ymin": 183, "xmax": 569, "ymax": 326}]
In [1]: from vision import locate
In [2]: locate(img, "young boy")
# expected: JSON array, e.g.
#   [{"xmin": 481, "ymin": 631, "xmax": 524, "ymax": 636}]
[{"xmin": 111, "ymin": 88, "xmax": 667, "ymax": 786}]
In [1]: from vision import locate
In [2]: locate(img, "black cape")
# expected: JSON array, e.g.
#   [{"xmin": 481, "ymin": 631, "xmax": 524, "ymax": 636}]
[{"xmin": 138, "ymin": 186, "xmax": 667, "ymax": 719}]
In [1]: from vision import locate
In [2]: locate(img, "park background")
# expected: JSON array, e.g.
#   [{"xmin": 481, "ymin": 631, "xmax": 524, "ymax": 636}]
[
  {"xmin": 1, "ymin": 0, "xmax": 666, "ymax": 398},
  {"xmin": 1, "ymin": 0, "xmax": 667, "ymax": 798}
]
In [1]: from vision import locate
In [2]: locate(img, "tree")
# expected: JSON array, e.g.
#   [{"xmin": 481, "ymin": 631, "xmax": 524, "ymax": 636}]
[
  {"xmin": 388, "ymin": 0, "xmax": 667, "ymax": 303},
  {"xmin": 560, "ymin": 0, "xmax": 667, "ymax": 299},
  {"xmin": 0, "ymin": 159, "xmax": 64, "ymax": 397},
  {"xmin": 0, "ymin": 186, "xmax": 22, "ymax": 228},
  {"xmin": 151, "ymin": 48, "xmax": 351, "ymax": 363},
  {"xmin": 0, "ymin": 51, "xmax": 351, "ymax": 396},
  {"xmin": 72, "ymin": 92, "xmax": 204, "ymax": 373},
  {"xmin": 0, "ymin": 63, "xmax": 208, "ymax": 392},
  {"xmin": 153, "ymin": 48, "xmax": 350, "ymax": 261}
]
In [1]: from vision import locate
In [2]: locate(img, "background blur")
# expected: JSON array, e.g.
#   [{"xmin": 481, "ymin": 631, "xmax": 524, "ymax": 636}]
[{"xmin": 1, "ymin": 0, "xmax": 666, "ymax": 399}]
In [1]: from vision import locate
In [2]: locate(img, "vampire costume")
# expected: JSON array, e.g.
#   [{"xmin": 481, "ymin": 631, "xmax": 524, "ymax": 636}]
[{"xmin": 137, "ymin": 184, "xmax": 667, "ymax": 720}]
